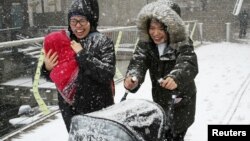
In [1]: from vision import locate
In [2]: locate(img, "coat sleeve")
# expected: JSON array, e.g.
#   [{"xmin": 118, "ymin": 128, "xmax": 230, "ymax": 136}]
[
  {"xmin": 40, "ymin": 63, "xmax": 52, "ymax": 82},
  {"xmin": 166, "ymin": 39, "xmax": 198, "ymax": 90},
  {"xmin": 76, "ymin": 35, "xmax": 116, "ymax": 84},
  {"xmin": 125, "ymin": 41, "xmax": 149, "ymax": 92}
]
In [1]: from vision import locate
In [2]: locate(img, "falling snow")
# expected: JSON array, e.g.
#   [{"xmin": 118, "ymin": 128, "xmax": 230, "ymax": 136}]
[{"xmin": 8, "ymin": 41, "xmax": 250, "ymax": 141}]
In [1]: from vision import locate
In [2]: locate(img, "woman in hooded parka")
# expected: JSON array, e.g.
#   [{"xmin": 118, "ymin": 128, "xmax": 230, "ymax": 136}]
[
  {"xmin": 42, "ymin": 0, "xmax": 115, "ymax": 132},
  {"xmin": 124, "ymin": 1, "xmax": 198, "ymax": 141}
]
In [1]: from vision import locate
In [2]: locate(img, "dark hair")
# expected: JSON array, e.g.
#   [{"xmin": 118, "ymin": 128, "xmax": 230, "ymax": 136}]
[
  {"xmin": 147, "ymin": 18, "xmax": 165, "ymax": 28},
  {"xmin": 146, "ymin": 18, "xmax": 170, "ymax": 44}
]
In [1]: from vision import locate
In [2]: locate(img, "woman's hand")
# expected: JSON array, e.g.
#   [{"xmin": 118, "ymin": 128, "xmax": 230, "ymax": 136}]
[
  {"xmin": 44, "ymin": 49, "xmax": 58, "ymax": 71},
  {"xmin": 124, "ymin": 76, "xmax": 138, "ymax": 91},
  {"xmin": 159, "ymin": 77, "xmax": 177, "ymax": 90},
  {"xmin": 71, "ymin": 40, "xmax": 83, "ymax": 53}
]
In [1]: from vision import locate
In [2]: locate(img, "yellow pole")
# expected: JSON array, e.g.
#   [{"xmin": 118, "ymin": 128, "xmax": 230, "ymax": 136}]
[
  {"xmin": 32, "ymin": 49, "xmax": 50, "ymax": 115},
  {"xmin": 114, "ymin": 31, "xmax": 123, "ymax": 79}
]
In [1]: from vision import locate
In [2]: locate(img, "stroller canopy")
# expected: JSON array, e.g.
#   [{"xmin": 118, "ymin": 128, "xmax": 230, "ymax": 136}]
[{"xmin": 69, "ymin": 99, "xmax": 167, "ymax": 141}]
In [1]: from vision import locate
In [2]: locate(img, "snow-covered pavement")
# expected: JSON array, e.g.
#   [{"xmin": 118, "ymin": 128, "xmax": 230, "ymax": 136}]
[
  {"xmin": 8, "ymin": 42, "xmax": 250, "ymax": 141},
  {"xmin": 184, "ymin": 42, "xmax": 250, "ymax": 141}
]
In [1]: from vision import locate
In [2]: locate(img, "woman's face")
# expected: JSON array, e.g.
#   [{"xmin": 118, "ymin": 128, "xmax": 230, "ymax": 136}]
[
  {"xmin": 69, "ymin": 15, "xmax": 90, "ymax": 39},
  {"xmin": 148, "ymin": 20, "xmax": 167, "ymax": 45}
]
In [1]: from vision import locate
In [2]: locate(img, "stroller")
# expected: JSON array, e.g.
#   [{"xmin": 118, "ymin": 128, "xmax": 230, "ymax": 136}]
[{"xmin": 68, "ymin": 99, "xmax": 170, "ymax": 141}]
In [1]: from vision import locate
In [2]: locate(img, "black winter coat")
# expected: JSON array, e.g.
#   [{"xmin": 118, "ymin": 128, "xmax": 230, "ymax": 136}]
[
  {"xmin": 127, "ymin": 1, "xmax": 199, "ymax": 134},
  {"xmin": 239, "ymin": 11, "xmax": 248, "ymax": 28},
  {"xmin": 42, "ymin": 0, "xmax": 115, "ymax": 132},
  {"xmin": 41, "ymin": 31, "xmax": 115, "ymax": 131},
  {"xmin": 74, "ymin": 32, "xmax": 115, "ymax": 114},
  {"xmin": 127, "ymin": 40, "xmax": 198, "ymax": 134}
]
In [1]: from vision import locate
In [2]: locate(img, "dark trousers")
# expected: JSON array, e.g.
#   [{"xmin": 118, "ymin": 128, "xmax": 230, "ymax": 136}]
[
  {"xmin": 58, "ymin": 94, "xmax": 76, "ymax": 132},
  {"xmin": 165, "ymin": 129, "xmax": 187, "ymax": 141},
  {"xmin": 239, "ymin": 26, "xmax": 247, "ymax": 38}
]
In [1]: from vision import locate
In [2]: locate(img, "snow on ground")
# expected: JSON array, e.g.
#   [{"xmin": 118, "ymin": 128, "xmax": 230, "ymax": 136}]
[
  {"xmin": 184, "ymin": 42, "xmax": 250, "ymax": 141},
  {"xmin": 8, "ymin": 42, "xmax": 250, "ymax": 141},
  {"xmin": 11, "ymin": 114, "xmax": 67, "ymax": 141}
]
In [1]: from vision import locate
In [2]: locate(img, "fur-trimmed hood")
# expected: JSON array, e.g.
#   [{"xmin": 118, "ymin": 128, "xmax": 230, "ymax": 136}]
[{"xmin": 136, "ymin": 1, "xmax": 187, "ymax": 44}]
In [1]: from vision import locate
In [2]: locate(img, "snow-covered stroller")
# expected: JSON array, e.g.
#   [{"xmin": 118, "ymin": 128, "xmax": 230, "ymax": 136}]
[{"xmin": 68, "ymin": 99, "xmax": 168, "ymax": 141}]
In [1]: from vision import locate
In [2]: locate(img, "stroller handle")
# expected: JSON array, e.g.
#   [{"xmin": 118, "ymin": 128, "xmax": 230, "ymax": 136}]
[{"xmin": 120, "ymin": 76, "xmax": 137, "ymax": 102}]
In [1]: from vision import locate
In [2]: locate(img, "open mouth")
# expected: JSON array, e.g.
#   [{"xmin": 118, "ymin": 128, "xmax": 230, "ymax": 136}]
[
  {"xmin": 74, "ymin": 30, "xmax": 86, "ymax": 37},
  {"xmin": 153, "ymin": 37, "xmax": 163, "ymax": 42},
  {"xmin": 75, "ymin": 30, "xmax": 84, "ymax": 34}
]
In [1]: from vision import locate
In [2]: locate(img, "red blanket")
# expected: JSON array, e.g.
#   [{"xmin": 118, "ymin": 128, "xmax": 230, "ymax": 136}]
[{"xmin": 44, "ymin": 30, "xmax": 78, "ymax": 104}]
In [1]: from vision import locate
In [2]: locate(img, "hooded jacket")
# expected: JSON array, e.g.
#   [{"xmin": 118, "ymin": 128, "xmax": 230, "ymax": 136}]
[
  {"xmin": 67, "ymin": 0, "xmax": 115, "ymax": 114},
  {"xmin": 68, "ymin": 0, "xmax": 99, "ymax": 40},
  {"xmin": 126, "ymin": 1, "xmax": 198, "ymax": 134},
  {"xmin": 42, "ymin": 0, "xmax": 115, "ymax": 118}
]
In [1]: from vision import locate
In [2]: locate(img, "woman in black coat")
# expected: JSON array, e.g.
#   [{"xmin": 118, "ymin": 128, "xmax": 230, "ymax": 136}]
[
  {"xmin": 124, "ymin": 1, "xmax": 198, "ymax": 141},
  {"xmin": 42, "ymin": 0, "xmax": 115, "ymax": 132}
]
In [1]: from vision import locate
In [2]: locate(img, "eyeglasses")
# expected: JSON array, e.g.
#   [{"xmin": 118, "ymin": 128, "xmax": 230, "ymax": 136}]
[{"xmin": 70, "ymin": 18, "xmax": 89, "ymax": 26}]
